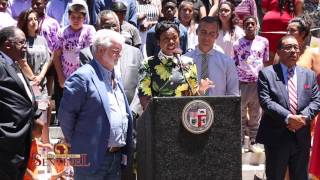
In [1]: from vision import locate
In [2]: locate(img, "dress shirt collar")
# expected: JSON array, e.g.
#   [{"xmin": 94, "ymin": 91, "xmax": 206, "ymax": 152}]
[
  {"xmin": 95, "ymin": 59, "xmax": 116, "ymax": 84},
  {"xmin": 158, "ymin": 50, "xmax": 178, "ymax": 65},
  {"xmin": 280, "ymin": 63, "xmax": 296, "ymax": 74},
  {"xmin": 194, "ymin": 46, "xmax": 216, "ymax": 56},
  {"xmin": 280, "ymin": 63, "xmax": 296, "ymax": 81},
  {"xmin": 0, "ymin": 51, "xmax": 14, "ymax": 65}
]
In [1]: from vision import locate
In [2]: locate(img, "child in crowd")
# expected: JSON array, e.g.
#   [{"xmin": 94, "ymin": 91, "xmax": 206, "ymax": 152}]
[
  {"xmin": 233, "ymin": 15, "xmax": 269, "ymax": 146},
  {"xmin": 52, "ymin": 2, "xmax": 96, "ymax": 115},
  {"xmin": 53, "ymin": 2, "xmax": 96, "ymax": 88}
]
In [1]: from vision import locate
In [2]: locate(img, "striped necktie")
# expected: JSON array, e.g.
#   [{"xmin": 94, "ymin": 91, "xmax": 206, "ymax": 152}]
[
  {"xmin": 201, "ymin": 54, "xmax": 208, "ymax": 80},
  {"xmin": 288, "ymin": 68, "xmax": 297, "ymax": 114}
]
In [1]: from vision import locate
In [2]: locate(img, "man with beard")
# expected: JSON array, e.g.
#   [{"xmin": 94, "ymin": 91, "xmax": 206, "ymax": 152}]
[{"xmin": 58, "ymin": 29, "xmax": 133, "ymax": 179}]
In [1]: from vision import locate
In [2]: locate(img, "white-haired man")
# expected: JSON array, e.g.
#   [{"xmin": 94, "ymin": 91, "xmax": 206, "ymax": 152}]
[{"xmin": 58, "ymin": 29, "xmax": 133, "ymax": 179}]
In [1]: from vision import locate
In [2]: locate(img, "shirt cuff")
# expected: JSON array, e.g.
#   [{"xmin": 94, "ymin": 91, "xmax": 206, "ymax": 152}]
[
  {"xmin": 121, "ymin": 154, "xmax": 127, "ymax": 166},
  {"xmin": 285, "ymin": 114, "xmax": 291, "ymax": 124}
]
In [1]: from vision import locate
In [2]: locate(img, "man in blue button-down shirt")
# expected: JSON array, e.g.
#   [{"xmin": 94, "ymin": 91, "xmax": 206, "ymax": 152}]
[{"xmin": 58, "ymin": 29, "xmax": 133, "ymax": 179}]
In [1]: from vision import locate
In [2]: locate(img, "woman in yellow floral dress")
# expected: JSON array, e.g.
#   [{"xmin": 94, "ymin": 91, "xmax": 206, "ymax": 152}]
[{"xmin": 138, "ymin": 20, "xmax": 212, "ymax": 109}]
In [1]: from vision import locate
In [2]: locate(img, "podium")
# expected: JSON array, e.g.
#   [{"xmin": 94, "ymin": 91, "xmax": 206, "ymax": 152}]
[{"xmin": 137, "ymin": 96, "xmax": 241, "ymax": 180}]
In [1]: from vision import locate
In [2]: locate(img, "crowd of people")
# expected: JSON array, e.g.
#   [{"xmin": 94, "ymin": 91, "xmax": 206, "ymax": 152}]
[{"xmin": 0, "ymin": 0, "xmax": 320, "ymax": 179}]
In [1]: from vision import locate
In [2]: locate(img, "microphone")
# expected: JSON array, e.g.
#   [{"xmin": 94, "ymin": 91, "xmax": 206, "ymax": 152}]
[
  {"xmin": 173, "ymin": 48, "xmax": 194, "ymax": 96},
  {"xmin": 173, "ymin": 48, "xmax": 183, "ymax": 59}
]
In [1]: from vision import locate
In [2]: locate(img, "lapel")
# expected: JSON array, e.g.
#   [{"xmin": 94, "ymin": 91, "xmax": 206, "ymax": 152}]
[
  {"xmin": 4, "ymin": 63, "xmax": 25, "ymax": 90},
  {"xmin": 273, "ymin": 64, "xmax": 290, "ymax": 108},
  {"xmin": 90, "ymin": 60, "xmax": 111, "ymax": 120},
  {"xmin": 120, "ymin": 45, "xmax": 128, "ymax": 80},
  {"xmin": 296, "ymin": 66, "xmax": 305, "ymax": 109},
  {"xmin": 4, "ymin": 62, "xmax": 34, "ymax": 102}
]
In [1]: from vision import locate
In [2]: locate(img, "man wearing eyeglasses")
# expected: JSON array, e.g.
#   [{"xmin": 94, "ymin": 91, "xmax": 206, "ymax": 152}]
[
  {"xmin": 256, "ymin": 35, "xmax": 320, "ymax": 180},
  {"xmin": 0, "ymin": 26, "xmax": 39, "ymax": 179}
]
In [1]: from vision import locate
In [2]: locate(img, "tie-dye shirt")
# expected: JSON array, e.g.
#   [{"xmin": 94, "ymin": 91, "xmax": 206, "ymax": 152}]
[
  {"xmin": 38, "ymin": 15, "xmax": 60, "ymax": 53},
  {"xmin": 56, "ymin": 24, "xmax": 96, "ymax": 78},
  {"xmin": 233, "ymin": 36, "xmax": 269, "ymax": 82}
]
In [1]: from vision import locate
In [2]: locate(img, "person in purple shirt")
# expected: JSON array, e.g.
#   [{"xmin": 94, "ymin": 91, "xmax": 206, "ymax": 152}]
[
  {"xmin": 53, "ymin": 2, "xmax": 96, "ymax": 87},
  {"xmin": 52, "ymin": 2, "xmax": 96, "ymax": 115},
  {"xmin": 233, "ymin": 15, "xmax": 269, "ymax": 144},
  {"xmin": 31, "ymin": 0, "xmax": 60, "ymax": 53}
]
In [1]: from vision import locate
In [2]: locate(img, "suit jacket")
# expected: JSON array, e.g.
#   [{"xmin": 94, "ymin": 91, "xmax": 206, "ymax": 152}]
[
  {"xmin": 118, "ymin": 44, "xmax": 143, "ymax": 104},
  {"xmin": 58, "ymin": 59, "xmax": 133, "ymax": 174},
  {"xmin": 256, "ymin": 64, "xmax": 320, "ymax": 147},
  {"xmin": 0, "ymin": 58, "xmax": 36, "ymax": 178}
]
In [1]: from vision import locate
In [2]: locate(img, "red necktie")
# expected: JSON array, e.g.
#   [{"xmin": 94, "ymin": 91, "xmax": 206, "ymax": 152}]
[{"xmin": 288, "ymin": 68, "xmax": 297, "ymax": 114}]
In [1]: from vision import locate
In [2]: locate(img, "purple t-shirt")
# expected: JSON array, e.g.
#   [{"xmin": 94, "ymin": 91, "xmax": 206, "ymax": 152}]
[
  {"xmin": 39, "ymin": 15, "xmax": 60, "ymax": 53},
  {"xmin": 233, "ymin": 36, "xmax": 269, "ymax": 82},
  {"xmin": 56, "ymin": 24, "xmax": 96, "ymax": 78}
]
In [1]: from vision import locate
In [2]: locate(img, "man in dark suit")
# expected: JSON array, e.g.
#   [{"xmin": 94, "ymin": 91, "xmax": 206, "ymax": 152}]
[
  {"xmin": 58, "ymin": 29, "xmax": 133, "ymax": 179},
  {"xmin": 256, "ymin": 35, "xmax": 320, "ymax": 180},
  {"xmin": 0, "ymin": 26, "xmax": 38, "ymax": 179}
]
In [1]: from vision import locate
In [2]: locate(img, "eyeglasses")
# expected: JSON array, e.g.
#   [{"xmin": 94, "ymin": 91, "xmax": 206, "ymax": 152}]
[
  {"xmin": 100, "ymin": 23, "xmax": 118, "ymax": 30},
  {"xmin": 7, "ymin": 39, "xmax": 27, "ymax": 46},
  {"xmin": 111, "ymin": 48, "xmax": 121, "ymax": 54},
  {"xmin": 281, "ymin": 45, "xmax": 300, "ymax": 52}
]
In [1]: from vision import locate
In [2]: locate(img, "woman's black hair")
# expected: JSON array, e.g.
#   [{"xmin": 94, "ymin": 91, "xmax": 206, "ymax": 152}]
[
  {"xmin": 155, "ymin": 20, "xmax": 180, "ymax": 41},
  {"xmin": 279, "ymin": 0, "xmax": 295, "ymax": 14}
]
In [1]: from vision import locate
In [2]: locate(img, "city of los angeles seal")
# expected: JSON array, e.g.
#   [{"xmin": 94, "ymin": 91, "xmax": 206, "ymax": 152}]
[{"xmin": 182, "ymin": 100, "xmax": 214, "ymax": 134}]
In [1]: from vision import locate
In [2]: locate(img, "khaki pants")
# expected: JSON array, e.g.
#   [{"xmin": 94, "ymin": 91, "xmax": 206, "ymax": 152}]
[{"xmin": 240, "ymin": 82, "xmax": 261, "ymax": 143}]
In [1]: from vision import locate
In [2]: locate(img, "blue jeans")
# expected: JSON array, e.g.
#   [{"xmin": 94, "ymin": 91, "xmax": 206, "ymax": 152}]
[{"xmin": 74, "ymin": 151, "xmax": 122, "ymax": 180}]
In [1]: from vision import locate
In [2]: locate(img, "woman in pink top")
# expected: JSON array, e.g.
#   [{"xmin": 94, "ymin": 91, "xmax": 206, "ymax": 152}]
[{"xmin": 233, "ymin": 0, "xmax": 259, "ymax": 28}]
